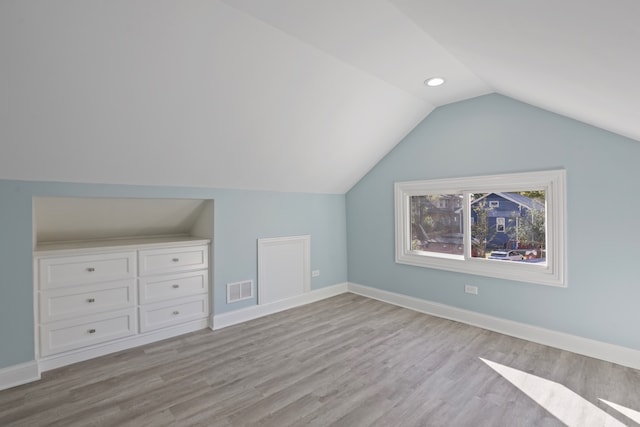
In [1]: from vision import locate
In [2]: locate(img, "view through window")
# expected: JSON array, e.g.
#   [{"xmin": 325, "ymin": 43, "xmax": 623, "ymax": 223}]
[
  {"xmin": 409, "ymin": 191, "xmax": 546, "ymax": 263},
  {"xmin": 396, "ymin": 170, "xmax": 566, "ymax": 286}
]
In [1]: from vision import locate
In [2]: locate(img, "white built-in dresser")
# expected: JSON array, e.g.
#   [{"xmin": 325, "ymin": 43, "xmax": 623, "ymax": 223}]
[{"xmin": 34, "ymin": 236, "xmax": 210, "ymax": 370}]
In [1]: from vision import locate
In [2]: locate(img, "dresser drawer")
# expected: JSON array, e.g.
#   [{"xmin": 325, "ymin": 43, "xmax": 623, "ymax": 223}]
[
  {"xmin": 38, "ymin": 252, "xmax": 136, "ymax": 289},
  {"xmin": 40, "ymin": 308, "xmax": 136, "ymax": 357},
  {"xmin": 139, "ymin": 270, "xmax": 208, "ymax": 304},
  {"xmin": 138, "ymin": 245, "xmax": 208, "ymax": 276},
  {"xmin": 139, "ymin": 295, "xmax": 208, "ymax": 332},
  {"xmin": 39, "ymin": 279, "xmax": 136, "ymax": 323}
]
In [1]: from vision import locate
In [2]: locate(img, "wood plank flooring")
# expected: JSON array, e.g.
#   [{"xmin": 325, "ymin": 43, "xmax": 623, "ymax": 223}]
[{"xmin": 1, "ymin": 293, "xmax": 639, "ymax": 426}]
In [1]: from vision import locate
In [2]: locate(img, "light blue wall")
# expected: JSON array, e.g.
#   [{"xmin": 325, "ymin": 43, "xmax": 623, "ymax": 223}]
[
  {"xmin": 3, "ymin": 93, "xmax": 638, "ymax": 371},
  {"xmin": 0, "ymin": 180, "xmax": 347, "ymax": 369},
  {"xmin": 346, "ymin": 93, "xmax": 640, "ymax": 351}
]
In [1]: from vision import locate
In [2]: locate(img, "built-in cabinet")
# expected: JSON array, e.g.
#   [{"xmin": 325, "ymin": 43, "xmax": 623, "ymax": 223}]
[
  {"xmin": 137, "ymin": 244, "xmax": 209, "ymax": 332},
  {"xmin": 34, "ymin": 237, "xmax": 210, "ymax": 368}
]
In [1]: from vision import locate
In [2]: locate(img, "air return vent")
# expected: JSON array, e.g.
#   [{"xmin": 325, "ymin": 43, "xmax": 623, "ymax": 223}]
[{"xmin": 227, "ymin": 280, "xmax": 253, "ymax": 303}]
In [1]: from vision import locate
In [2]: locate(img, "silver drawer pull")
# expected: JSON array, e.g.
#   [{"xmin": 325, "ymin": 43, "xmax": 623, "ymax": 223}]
[
  {"xmin": 88, "ymin": 329, "xmax": 96, "ymax": 334},
  {"xmin": 87, "ymin": 298, "xmax": 96, "ymax": 303},
  {"xmin": 172, "ymin": 311, "xmax": 180, "ymax": 315},
  {"xmin": 87, "ymin": 267, "xmax": 96, "ymax": 272},
  {"xmin": 172, "ymin": 258, "xmax": 180, "ymax": 262},
  {"xmin": 172, "ymin": 284, "xmax": 180, "ymax": 289}
]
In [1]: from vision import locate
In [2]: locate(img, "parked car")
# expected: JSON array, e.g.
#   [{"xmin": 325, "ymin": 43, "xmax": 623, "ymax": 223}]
[{"xmin": 488, "ymin": 250, "xmax": 524, "ymax": 261}]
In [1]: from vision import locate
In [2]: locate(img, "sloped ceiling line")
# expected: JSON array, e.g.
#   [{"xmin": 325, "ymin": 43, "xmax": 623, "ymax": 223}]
[{"xmin": 0, "ymin": 0, "xmax": 637, "ymax": 194}]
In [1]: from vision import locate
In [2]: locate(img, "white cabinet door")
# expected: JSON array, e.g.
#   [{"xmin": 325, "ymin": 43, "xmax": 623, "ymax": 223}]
[
  {"xmin": 40, "ymin": 308, "xmax": 136, "ymax": 356},
  {"xmin": 39, "ymin": 252, "xmax": 136, "ymax": 289},
  {"xmin": 139, "ymin": 295, "xmax": 208, "ymax": 332},
  {"xmin": 138, "ymin": 246, "xmax": 208, "ymax": 276},
  {"xmin": 39, "ymin": 279, "xmax": 136, "ymax": 323},
  {"xmin": 139, "ymin": 270, "xmax": 208, "ymax": 304}
]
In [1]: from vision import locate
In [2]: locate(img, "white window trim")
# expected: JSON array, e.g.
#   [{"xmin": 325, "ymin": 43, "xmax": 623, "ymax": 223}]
[{"xmin": 394, "ymin": 170, "xmax": 567, "ymax": 287}]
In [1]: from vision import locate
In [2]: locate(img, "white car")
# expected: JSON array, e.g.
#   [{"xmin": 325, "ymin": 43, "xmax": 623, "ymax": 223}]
[{"xmin": 488, "ymin": 250, "xmax": 524, "ymax": 261}]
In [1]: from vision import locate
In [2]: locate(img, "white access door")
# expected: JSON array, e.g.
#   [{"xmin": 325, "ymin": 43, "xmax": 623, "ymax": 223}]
[{"xmin": 257, "ymin": 235, "xmax": 311, "ymax": 305}]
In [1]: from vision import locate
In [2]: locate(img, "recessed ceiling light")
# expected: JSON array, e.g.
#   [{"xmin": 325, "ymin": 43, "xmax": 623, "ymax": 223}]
[{"xmin": 425, "ymin": 77, "xmax": 445, "ymax": 87}]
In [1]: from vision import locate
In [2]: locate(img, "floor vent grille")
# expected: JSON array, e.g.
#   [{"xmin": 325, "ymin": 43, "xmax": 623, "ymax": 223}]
[{"xmin": 227, "ymin": 280, "xmax": 253, "ymax": 303}]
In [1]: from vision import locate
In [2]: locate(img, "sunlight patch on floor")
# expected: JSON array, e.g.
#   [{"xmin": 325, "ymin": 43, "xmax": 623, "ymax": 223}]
[
  {"xmin": 599, "ymin": 398, "xmax": 640, "ymax": 424},
  {"xmin": 480, "ymin": 358, "xmax": 626, "ymax": 427}
]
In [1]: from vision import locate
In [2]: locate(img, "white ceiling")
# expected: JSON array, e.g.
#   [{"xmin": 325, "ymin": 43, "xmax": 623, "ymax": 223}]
[
  {"xmin": 391, "ymin": 0, "xmax": 640, "ymax": 145},
  {"xmin": 1, "ymin": 1, "xmax": 638, "ymax": 194}
]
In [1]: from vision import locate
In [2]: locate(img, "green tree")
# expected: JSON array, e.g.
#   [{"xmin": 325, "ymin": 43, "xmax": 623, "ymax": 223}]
[
  {"xmin": 517, "ymin": 208, "xmax": 546, "ymax": 248},
  {"xmin": 518, "ymin": 190, "xmax": 545, "ymax": 202},
  {"xmin": 471, "ymin": 200, "xmax": 492, "ymax": 257},
  {"xmin": 411, "ymin": 195, "xmax": 436, "ymax": 249}
]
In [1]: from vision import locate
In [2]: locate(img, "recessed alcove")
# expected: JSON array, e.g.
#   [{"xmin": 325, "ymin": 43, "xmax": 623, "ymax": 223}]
[
  {"xmin": 31, "ymin": 196, "xmax": 215, "ymax": 371},
  {"xmin": 33, "ymin": 197, "xmax": 214, "ymax": 248}
]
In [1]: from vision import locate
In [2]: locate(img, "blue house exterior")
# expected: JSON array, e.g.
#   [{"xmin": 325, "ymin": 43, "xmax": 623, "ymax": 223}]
[{"xmin": 470, "ymin": 192, "xmax": 544, "ymax": 250}]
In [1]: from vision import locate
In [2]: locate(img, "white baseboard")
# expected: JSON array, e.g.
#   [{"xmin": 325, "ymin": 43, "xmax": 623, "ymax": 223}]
[
  {"xmin": 348, "ymin": 282, "xmax": 640, "ymax": 370},
  {"xmin": 38, "ymin": 319, "xmax": 209, "ymax": 372},
  {"xmin": 6, "ymin": 281, "xmax": 636, "ymax": 391},
  {"xmin": 0, "ymin": 360, "xmax": 40, "ymax": 391},
  {"xmin": 213, "ymin": 282, "xmax": 348, "ymax": 330}
]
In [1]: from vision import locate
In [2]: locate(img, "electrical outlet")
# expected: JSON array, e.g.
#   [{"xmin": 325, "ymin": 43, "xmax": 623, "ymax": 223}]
[
  {"xmin": 464, "ymin": 284, "xmax": 478, "ymax": 295},
  {"xmin": 312, "ymin": 270, "xmax": 320, "ymax": 277}
]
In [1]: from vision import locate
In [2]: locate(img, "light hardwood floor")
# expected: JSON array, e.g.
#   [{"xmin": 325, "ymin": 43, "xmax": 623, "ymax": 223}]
[{"xmin": 1, "ymin": 293, "xmax": 639, "ymax": 426}]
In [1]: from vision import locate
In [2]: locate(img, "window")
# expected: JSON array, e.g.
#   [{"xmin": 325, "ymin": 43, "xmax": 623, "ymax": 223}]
[
  {"xmin": 395, "ymin": 170, "xmax": 566, "ymax": 287},
  {"xmin": 410, "ymin": 194, "xmax": 464, "ymax": 256}
]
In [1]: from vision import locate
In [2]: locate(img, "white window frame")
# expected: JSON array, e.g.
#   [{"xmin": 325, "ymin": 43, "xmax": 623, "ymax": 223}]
[
  {"xmin": 489, "ymin": 200, "xmax": 500, "ymax": 208},
  {"xmin": 496, "ymin": 217, "xmax": 506, "ymax": 233},
  {"xmin": 394, "ymin": 170, "xmax": 567, "ymax": 287}
]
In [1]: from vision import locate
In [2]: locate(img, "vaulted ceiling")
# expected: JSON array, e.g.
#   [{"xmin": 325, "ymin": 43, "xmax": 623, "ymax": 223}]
[{"xmin": 1, "ymin": 1, "xmax": 638, "ymax": 193}]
